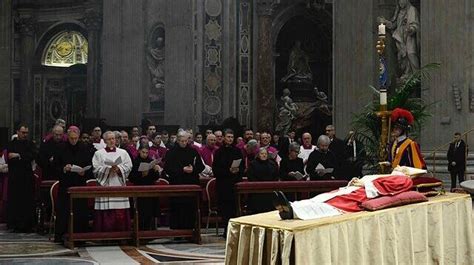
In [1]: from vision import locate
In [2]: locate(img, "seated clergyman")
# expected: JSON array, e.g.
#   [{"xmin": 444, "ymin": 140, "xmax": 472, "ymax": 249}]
[{"xmin": 273, "ymin": 166, "xmax": 427, "ymax": 220}]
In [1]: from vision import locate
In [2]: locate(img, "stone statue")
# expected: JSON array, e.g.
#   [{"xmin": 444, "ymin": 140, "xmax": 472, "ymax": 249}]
[
  {"xmin": 313, "ymin": 87, "xmax": 331, "ymax": 116},
  {"xmin": 276, "ymin": 88, "xmax": 298, "ymax": 135},
  {"xmin": 379, "ymin": 0, "xmax": 420, "ymax": 82},
  {"xmin": 275, "ymin": 108, "xmax": 293, "ymax": 136},
  {"xmin": 147, "ymin": 34, "xmax": 165, "ymax": 104},
  {"xmin": 281, "ymin": 88, "xmax": 298, "ymax": 119},
  {"xmin": 281, "ymin": 41, "xmax": 313, "ymax": 83}
]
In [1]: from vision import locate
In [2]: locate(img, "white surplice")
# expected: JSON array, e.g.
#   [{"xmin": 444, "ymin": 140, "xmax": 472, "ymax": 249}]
[{"xmin": 92, "ymin": 148, "xmax": 132, "ymax": 210}]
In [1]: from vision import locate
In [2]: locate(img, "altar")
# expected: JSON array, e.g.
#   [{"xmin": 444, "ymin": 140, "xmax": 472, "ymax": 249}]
[{"xmin": 224, "ymin": 193, "xmax": 473, "ymax": 265}]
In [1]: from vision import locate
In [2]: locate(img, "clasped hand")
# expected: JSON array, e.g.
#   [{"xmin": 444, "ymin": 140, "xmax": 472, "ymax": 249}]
[{"xmin": 183, "ymin": 165, "xmax": 193, "ymax": 173}]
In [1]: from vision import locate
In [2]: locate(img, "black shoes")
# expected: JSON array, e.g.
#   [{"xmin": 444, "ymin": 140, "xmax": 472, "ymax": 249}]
[{"xmin": 272, "ymin": 191, "xmax": 294, "ymax": 220}]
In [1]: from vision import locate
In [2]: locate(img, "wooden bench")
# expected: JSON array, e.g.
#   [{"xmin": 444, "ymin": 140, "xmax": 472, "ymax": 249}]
[
  {"xmin": 67, "ymin": 185, "xmax": 202, "ymax": 249},
  {"xmin": 235, "ymin": 180, "xmax": 348, "ymax": 216}
]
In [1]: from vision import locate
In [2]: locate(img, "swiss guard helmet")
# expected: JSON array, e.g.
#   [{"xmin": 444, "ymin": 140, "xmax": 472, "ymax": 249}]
[{"xmin": 391, "ymin": 108, "xmax": 414, "ymax": 134}]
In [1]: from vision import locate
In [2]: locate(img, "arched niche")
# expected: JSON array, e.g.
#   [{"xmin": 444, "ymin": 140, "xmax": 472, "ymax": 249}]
[
  {"xmin": 146, "ymin": 23, "xmax": 166, "ymax": 112},
  {"xmin": 41, "ymin": 30, "xmax": 88, "ymax": 67}
]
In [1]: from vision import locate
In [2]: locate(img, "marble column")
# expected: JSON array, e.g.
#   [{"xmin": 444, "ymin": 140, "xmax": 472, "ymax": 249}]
[
  {"xmin": 84, "ymin": 7, "xmax": 102, "ymax": 120},
  {"xmin": 18, "ymin": 14, "xmax": 35, "ymax": 130},
  {"xmin": 255, "ymin": 1, "xmax": 277, "ymax": 132},
  {"xmin": 0, "ymin": 0, "xmax": 11, "ymax": 130}
]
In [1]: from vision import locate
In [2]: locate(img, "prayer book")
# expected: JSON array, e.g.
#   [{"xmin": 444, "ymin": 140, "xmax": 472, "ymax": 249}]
[
  {"xmin": 315, "ymin": 163, "xmax": 333, "ymax": 174},
  {"xmin": 138, "ymin": 160, "xmax": 157, "ymax": 172},
  {"xmin": 291, "ymin": 171, "xmax": 306, "ymax": 180},
  {"xmin": 71, "ymin": 165, "xmax": 92, "ymax": 173},
  {"xmin": 104, "ymin": 156, "xmax": 122, "ymax": 166},
  {"xmin": 231, "ymin": 159, "xmax": 242, "ymax": 168}
]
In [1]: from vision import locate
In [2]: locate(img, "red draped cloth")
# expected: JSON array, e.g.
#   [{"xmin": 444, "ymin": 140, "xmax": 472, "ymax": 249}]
[
  {"xmin": 94, "ymin": 209, "xmax": 131, "ymax": 232},
  {"xmin": 0, "ymin": 150, "xmax": 8, "ymax": 222},
  {"xmin": 326, "ymin": 175, "xmax": 413, "ymax": 212}
]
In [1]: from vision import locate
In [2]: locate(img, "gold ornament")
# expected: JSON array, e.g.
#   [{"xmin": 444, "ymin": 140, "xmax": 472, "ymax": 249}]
[{"xmin": 56, "ymin": 41, "xmax": 73, "ymax": 57}]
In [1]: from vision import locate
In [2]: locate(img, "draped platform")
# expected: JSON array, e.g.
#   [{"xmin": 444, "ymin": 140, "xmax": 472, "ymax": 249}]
[{"xmin": 225, "ymin": 193, "xmax": 474, "ymax": 265}]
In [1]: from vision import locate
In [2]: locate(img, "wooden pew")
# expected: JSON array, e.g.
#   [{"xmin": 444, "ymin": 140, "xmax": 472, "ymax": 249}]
[
  {"xmin": 67, "ymin": 185, "xmax": 202, "ymax": 249},
  {"xmin": 235, "ymin": 180, "xmax": 348, "ymax": 216}
]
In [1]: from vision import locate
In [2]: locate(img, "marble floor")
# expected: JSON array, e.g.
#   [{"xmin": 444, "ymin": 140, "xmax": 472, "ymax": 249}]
[{"xmin": 0, "ymin": 224, "xmax": 226, "ymax": 265}]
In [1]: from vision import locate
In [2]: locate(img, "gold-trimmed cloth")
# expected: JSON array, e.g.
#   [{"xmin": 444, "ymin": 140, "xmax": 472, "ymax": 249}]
[{"xmin": 225, "ymin": 193, "xmax": 473, "ymax": 264}]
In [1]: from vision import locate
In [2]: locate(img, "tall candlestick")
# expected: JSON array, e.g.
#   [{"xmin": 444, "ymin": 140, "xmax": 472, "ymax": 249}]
[
  {"xmin": 380, "ymin": 89, "xmax": 387, "ymax": 105},
  {"xmin": 378, "ymin": 23, "xmax": 386, "ymax": 36}
]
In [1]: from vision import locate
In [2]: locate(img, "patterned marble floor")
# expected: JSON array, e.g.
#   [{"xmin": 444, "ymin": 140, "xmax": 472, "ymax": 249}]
[{"xmin": 0, "ymin": 224, "xmax": 226, "ymax": 264}]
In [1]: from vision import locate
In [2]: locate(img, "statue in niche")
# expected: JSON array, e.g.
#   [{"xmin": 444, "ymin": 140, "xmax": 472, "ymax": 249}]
[
  {"xmin": 276, "ymin": 89, "xmax": 298, "ymax": 135},
  {"xmin": 281, "ymin": 40, "xmax": 313, "ymax": 83},
  {"xmin": 313, "ymin": 86, "xmax": 331, "ymax": 115},
  {"xmin": 281, "ymin": 88, "xmax": 299, "ymax": 119},
  {"xmin": 147, "ymin": 27, "xmax": 165, "ymax": 109},
  {"xmin": 378, "ymin": 0, "xmax": 420, "ymax": 82}
]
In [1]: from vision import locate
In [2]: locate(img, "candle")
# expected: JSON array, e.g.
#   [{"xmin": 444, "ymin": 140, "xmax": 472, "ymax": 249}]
[
  {"xmin": 380, "ymin": 90, "xmax": 387, "ymax": 105},
  {"xmin": 378, "ymin": 23, "xmax": 386, "ymax": 36}
]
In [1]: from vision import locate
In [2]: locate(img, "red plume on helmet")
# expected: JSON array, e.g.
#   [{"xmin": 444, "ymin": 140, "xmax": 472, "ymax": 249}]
[
  {"xmin": 391, "ymin": 108, "xmax": 414, "ymax": 131},
  {"xmin": 391, "ymin": 108, "xmax": 414, "ymax": 124}
]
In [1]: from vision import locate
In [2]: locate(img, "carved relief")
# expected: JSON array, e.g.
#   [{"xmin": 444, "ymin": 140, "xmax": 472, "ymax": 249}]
[
  {"xmin": 203, "ymin": 0, "xmax": 223, "ymax": 124},
  {"xmin": 256, "ymin": 0, "xmax": 278, "ymax": 16},
  {"xmin": 470, "ymin": 86, "xmax": 474, "ymax": 112},
  {"xmin": 452, "ymin": 84, "xmax": 462, "ymax": 111},
  {"xmin": 147, "ymin": 24, "xmax": 165, "ymax": 111},
  {"xmin": 238, "ymin": 0, "xmax": 252, "ymax": 126},
  {"xmin": 205, "ymin": 19, "xmax": 222, "ymax": 41}
]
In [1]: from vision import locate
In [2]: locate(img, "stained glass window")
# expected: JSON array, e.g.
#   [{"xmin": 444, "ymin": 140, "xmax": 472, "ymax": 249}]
[{"xmin": 42, "ymin": 31, "xmax": 88, "ymax": 67}]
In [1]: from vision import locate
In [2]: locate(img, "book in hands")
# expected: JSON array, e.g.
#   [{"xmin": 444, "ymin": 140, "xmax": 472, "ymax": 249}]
[
  {"xmin": 268, "ymin": 152, "xmax": 278, "ymax": 160},
  {"xmin": 104, "ymin": 156, "xmax": 122, "ymax": 166},
  {"xmin": 291, "ymin": 171, "xmax": 306, "ymax": 180},
  {"xmin": 315, "ymin": 163, "xmax": 334, "ymax": 174},
  {"xmin": 138, "ymin": 160, "xmax": 157, "ymax": 172},
  {"xmin": 71, "ymin": 165, "xmax": 92, "ymax": 173},
  {"xmin": 231, "ymin": 159, "xmax": 242, "ymax": 168}
]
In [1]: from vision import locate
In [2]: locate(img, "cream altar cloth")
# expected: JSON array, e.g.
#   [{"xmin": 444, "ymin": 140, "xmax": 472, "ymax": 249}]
[{"xmin": 225, "ymin": 193, "xmax": 473, "ymax": 265}]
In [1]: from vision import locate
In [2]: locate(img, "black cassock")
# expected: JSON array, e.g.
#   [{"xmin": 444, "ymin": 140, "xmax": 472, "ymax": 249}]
[
  {"xmin": 54, "ymin": 142, "xmax": 93, "ymax": 239},
  {"xmin": 306, "ymin": 150, "xmax": 338, "ymax": 180},
  {"xmin": 37, "ymin": 139, "xmax": 63, "ymax": 180},
  {"xmin": 6, "ymin": 138, "xmax": 37, "ymax": 232},
  {"xmin": 164, "ymin": 145, "xmax": 204, "ymax": 229},
  {"xmin": 129, "ymin": 156, "xmax": 160, "ymax": 230},
  {"xmin": 212, "ymin": 145, "xmax": 243, "ymax": 229},
  {"xmin": 279, "ymin": 157, "xmax": 305, "ymax": 181},
  {"xmin": 247, "ymin": 159, "xmax": 279, "ymax": 213}
]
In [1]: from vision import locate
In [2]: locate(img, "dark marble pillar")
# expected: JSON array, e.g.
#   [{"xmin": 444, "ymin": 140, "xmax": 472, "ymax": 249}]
[
  {"xmin": 17, "ymin": 14, "xmax": 35, "ymax": 129},
  {"xmin": 84, "ymin": 6, "xmax": 102, "ymax": 120},
  {"xmin": 256, "ymin": 1, "xmax": 277, "ymax": 132},
  {"xmin": 0, "ymin": 0, "xmax": 12, "ymax": 130}
]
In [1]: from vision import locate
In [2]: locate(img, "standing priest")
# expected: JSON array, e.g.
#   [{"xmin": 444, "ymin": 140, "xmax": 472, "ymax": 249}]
[
  {"xmin": 6, "ymin": 124, "xmax": 37, "ymax": 233},
  {"xmin": 212, "ymin": 129, "xmax": 244, "ymax": 238},
  {"xmin": 164, "ymin": 131, "xmax": 205, "ymax": 230},
  {"xmin": 92, "ymin": 131, "xmax": 133, "ymax": 232},
  {"xmin": 54, "ymin": 126, "xmax": 92, "ymax": 242}
]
